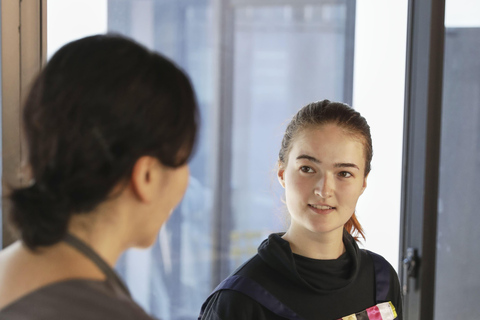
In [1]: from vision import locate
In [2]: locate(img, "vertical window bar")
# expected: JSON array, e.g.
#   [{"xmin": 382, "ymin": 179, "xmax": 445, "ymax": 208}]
[
  {"xmin": 1, "ymin": 0, "xmax": 44, "ymax": 248},
  {"xmin": 210, "ymin": 0, "xmax": 236, "ymax": 288},
  {"xmin": 1, "ymin": 0, "xmax": 21, "ymax": 249},
  {"xmin": 343, "ymin": 0, "xmax": 355, "ymax": 105},
  {"xmin": 400, "ymin": 0, "xmax": 445, "ymax": 319}
]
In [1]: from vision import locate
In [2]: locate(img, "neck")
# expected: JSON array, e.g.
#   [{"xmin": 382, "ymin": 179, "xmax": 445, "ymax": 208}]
[
  {"xmin": 67, "ymin": 205, "xmax": 132, "ymax": 268},
  {"xmin": 282, "ymin": 226, "xmax": 345, "ymax": 260}
]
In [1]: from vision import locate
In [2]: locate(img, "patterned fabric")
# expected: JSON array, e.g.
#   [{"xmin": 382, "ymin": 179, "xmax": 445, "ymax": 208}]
[{"xmin": 338, "ymin": 302, "xmax": 397, "ymax": 320}]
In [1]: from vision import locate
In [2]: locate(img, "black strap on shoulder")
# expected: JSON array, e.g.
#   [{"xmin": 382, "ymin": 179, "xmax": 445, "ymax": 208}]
[
  {"xmin": 198, "ymin": 275, "xmax": 304, "ymax": 320},
  {"xmin": 365, "ymin": 250, "xmax": 391, "ymax": 303}
]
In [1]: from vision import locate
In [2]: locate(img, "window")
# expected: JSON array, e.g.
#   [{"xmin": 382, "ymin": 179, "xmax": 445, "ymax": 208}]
[
  {"xmin": 433, "ymin": 1, "xmax": 480, "ymax": 318},
  {"xmin": 43, "ymin": 0, "xmax": 407, "ymax": 319}
]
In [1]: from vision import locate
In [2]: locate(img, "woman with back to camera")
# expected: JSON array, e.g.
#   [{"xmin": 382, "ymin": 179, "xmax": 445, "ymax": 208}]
[
  {"xmin": 200, "ymin": 100, "xmax": 402, "ymax": 320},
  {"xmin": 0, "ymin": 34, "xmax": 197, "ymax": 319}
]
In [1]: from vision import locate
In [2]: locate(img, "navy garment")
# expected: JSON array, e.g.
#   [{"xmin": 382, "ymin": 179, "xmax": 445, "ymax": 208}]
[{"xmin": 201, "ymin": 231, "xmax": 403, "ymax": 320}]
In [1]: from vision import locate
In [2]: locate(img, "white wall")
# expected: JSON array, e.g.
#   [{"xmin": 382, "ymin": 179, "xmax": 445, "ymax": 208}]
[
  {"xmin": 47, "ymin": 0, "xmax": 107, "ymax": 59},
  {"xmin": 353, "ymin": 0, "xmax": 409, "ymax": 270},
  {"xmin": 445, "ymin": 0, "xmax": 480, "ymax": 27}
]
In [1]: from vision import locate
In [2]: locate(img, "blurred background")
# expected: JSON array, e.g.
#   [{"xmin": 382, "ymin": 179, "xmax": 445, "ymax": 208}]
[
  {"xmin": 1, "ymin": 0, "xmax": 479, "ymax": 319},
  {"xmin": 46, "ymin": 1, "xmax": 407, "ymax": 318}
]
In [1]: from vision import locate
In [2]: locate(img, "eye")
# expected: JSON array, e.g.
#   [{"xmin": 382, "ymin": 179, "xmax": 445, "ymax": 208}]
[
  {"xmin": 338, "ymin": 171, "xmax": 352, "ymax": 178},
  {"xmin": 300, "ymin": 166, "xmax": 315, "ymax": 173}
]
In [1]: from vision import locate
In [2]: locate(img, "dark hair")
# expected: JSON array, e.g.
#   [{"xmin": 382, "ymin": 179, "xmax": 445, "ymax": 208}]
[
  {"xmin": 9, "ymin": 34, "xmax": 198, "ymax": 249},
  {"xmin": 278, "ymin": 100, "xmax": 372, "ymax": 240}
]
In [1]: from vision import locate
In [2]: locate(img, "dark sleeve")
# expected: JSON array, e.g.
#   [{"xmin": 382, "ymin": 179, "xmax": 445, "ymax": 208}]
[
  {"xmin": 388, "ymin": 265, "xmax": 403, "ymax": 320},
  {"xmin": 202, "ymin": 290, "xmax": 279, "ymax": 320}
]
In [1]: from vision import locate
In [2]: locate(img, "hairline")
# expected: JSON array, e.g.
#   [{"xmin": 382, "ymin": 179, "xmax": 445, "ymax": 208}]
[{"xmin": 279, "ymin": 121, "xmax": 370, "ymax": 176}]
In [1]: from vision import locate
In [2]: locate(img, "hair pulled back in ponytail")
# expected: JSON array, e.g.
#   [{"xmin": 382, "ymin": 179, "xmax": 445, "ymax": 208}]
[
  {"xmin": 9, "ymin": 34, "xmax": 198, "ymax": 249},
  {"xmin": 278, "ymin": 100, "xmax": 372, "ymax": 241},
  {"xmin": 10, "ymin": 184, "xmax": 71, "ymax": 247}
]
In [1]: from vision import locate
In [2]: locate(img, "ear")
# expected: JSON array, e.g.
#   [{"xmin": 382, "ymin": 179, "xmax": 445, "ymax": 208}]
[
  {"xmin": 130, "ymin": 156, "xmax": 162, "ymax": 203},
  {"xmin": 360, "ymin": 173, "xmax": 369, "ymax": 195},
  {"xmin": 277, "ymin": 163, "xmax": 286, "ymax": 188}
]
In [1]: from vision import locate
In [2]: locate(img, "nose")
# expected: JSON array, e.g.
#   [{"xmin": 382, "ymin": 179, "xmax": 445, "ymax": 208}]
[{"xmin": 314, "ymin": 174, "xmax": 333, "ymax": 198}]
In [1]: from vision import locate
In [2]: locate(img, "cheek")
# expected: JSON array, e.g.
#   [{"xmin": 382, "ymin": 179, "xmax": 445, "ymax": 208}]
[
  {"xmin": 337, "ymin": 184, "xmax": 364, "ymax": 205},
  {"xmin": 162, "ymin": 166, "xmax": 189, "ymax": 210},
  {"xmin": 175, "ymin": 166, "xmax": 189, "ymax": 202},
  {"xmin": 285, "ymin": 171, "xmax": 311, "ymax": 199}
]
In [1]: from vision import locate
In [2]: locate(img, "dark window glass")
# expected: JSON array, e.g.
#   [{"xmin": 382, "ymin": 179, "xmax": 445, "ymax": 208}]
[{"xmin": 434, "ymin": 18, "xmax": 480, "ymax": 319}]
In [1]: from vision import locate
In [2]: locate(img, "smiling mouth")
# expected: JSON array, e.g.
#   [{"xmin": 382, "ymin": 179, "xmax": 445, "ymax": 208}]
[{"xmin": 308, "ymin": 204, "xmax": 336, "ymax": 210}]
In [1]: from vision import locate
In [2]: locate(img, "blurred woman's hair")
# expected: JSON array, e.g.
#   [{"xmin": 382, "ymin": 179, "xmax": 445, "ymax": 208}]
[
  {"xmin": 10, "ymin": 34, "xmax": 198, "ymax": 249},
  {"xmin": 278, "ymin": 100, "xmax": 372, "ymax": 241}
]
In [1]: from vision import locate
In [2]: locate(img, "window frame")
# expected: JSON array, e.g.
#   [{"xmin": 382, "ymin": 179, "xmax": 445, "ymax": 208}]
[
  {"xmin": 1, "ymin": 0, "xmax": 46, "ymax": 248},
  {"xmin": 400, "ymin": 0, "xmax": 446, "ymax": 319}
]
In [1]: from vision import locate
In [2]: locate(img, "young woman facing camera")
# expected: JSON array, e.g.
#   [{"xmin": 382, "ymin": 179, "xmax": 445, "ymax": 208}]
[
  {"xmin": 200, "ymin": 100, "xmax": 402, "ymax": 320},
  {"xmin": 0, "ymin": 34, "xmax": 197, "ymax": 319}
]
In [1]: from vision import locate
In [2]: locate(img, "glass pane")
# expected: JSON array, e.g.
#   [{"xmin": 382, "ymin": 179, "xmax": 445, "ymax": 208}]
[
  {"xmin": 107, "ymin": 2, "xmax": 216, "ymax": 319},
  {"xmin": 352, "ymin": 0, "xmax": 407, "ymax": 270},
  {"xmin": 48, "ymin": 1, "xmax": 215, "ymax": 319},
  {"xmin": 229, "ymin": 3, "xmax": 350, "ymax": 271},
  {"xmin": 434, "ymin": 1, "xmax": 480, "ymax": 318}
]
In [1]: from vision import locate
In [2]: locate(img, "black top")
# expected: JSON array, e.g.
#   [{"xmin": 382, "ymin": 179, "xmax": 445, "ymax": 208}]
[
  {"xmin": 201, "ymin": 232, "xmax": 403, "ymax": 320},
  {"xmin": 0, "ymin": 234, "xmax": 155, "ymax": 320}
]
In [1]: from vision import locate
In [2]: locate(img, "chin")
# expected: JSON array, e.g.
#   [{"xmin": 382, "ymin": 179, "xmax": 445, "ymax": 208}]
[{"xmin": 306, "ymin": 223, "xmax": 343, "ymax": 235}]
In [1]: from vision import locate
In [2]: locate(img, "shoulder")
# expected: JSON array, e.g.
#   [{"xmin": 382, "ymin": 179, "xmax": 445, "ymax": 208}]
[
  {"xmin": 0, "ymin": 280, "xmax": 154, "ymax": 320},
  {"xmin": 362, "ymin": 250, "xmax": 398, "ymax": 277},
  {"xmin": 201, "ymin": 287, "xmax": 276, "ymax": 320},
  {"xmin": 363, "ymin": 250, "xmax": 403, "ymax": 319},
  {"xmin": 0, "ymin": 241, "xmax": 107, "ymax": 311},
  {"xmin": 200, "ymin": 255, "xmax": 263, "ymax": 318},
  {"xmin": 211, "ymin": 253, "xmax": 272, "ymax": 286},
  {"xmin": 362, "ymin": 250, "xmax": 399, "ymax": 281},
  {"xmin": 234, "ymin": 253, "xmax": 267, "ymax": 277},
  {"xmin": 200, "ymin": 253, "xmax": 283, "ymax": 320}
]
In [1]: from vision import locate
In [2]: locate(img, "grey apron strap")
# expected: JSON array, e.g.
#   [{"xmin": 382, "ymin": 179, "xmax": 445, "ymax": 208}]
[{"xmin": 63, "ymin": 233, "xmax": 131, "ymax": 297}]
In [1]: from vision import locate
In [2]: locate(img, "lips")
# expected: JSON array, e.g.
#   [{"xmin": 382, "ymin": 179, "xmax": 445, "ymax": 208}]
[
  {"xmin": 308, "ymin": 203, "xmax": 336, "ymax": 214},
  {"xmin": 309, "ymin": 204, "xmax": 335, "ymax": 210}
]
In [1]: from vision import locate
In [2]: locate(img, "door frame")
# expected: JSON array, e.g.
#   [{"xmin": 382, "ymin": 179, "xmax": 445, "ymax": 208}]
[
  {"xmin": 399, "ymin": 0, "xmax": 445, "ymax": 319},
  {"xmin": 1, "ymin": 0, "xmax": 47, "ymax": 248}
]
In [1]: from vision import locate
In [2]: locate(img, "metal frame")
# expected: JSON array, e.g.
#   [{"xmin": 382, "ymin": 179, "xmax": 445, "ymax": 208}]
[
  {"xmin": 1, "ymin": 0, "xmax": 46, "ymax": 248},
  {"xmin": 0, "ymin": 1, "xmax": 2, "ymax": 247},
  {"xmin": 210, "ymin": 0, "xmax": 236, "ymax": 286},
  {"xmin": 400, "ymin": 0, "xmax": 445, "ymax": 319},
  {"xmin": 343, "ymin": 0, "xmax": 355, "ymax": 105}
]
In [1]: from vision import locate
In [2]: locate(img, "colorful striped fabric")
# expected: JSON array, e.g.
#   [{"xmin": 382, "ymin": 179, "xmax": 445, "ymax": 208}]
[{"xmin": 337, "ymin": 302, "xmax": 397, "ymax": 320}]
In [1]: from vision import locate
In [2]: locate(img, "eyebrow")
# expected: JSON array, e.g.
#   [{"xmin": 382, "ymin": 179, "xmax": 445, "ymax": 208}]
[
  {"xmin": 296, "ymin": 154, "xmax": 360, "ymax": 170},
  {"xmin": 334, "ymin": 163, "xmax": 360, "ymax": 170},
  {"xmin": 296, "ymin": 154, "xmax": 320, "ymax": 163}
]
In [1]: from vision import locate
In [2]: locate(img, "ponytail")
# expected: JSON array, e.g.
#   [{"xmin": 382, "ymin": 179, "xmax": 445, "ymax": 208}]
[
  {"xmin": 344, "ymin": 213, "xmax": 365, "ymax": 242},
  {"xmin": 9, "ymin": 183, "xmax": 71, "ymax": 249}
]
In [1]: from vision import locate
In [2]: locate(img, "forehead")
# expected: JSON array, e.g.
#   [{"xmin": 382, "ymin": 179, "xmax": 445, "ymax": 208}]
[{"xmin": 289, "ymin": 124, "xmax": 366, "ymax": 164}]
